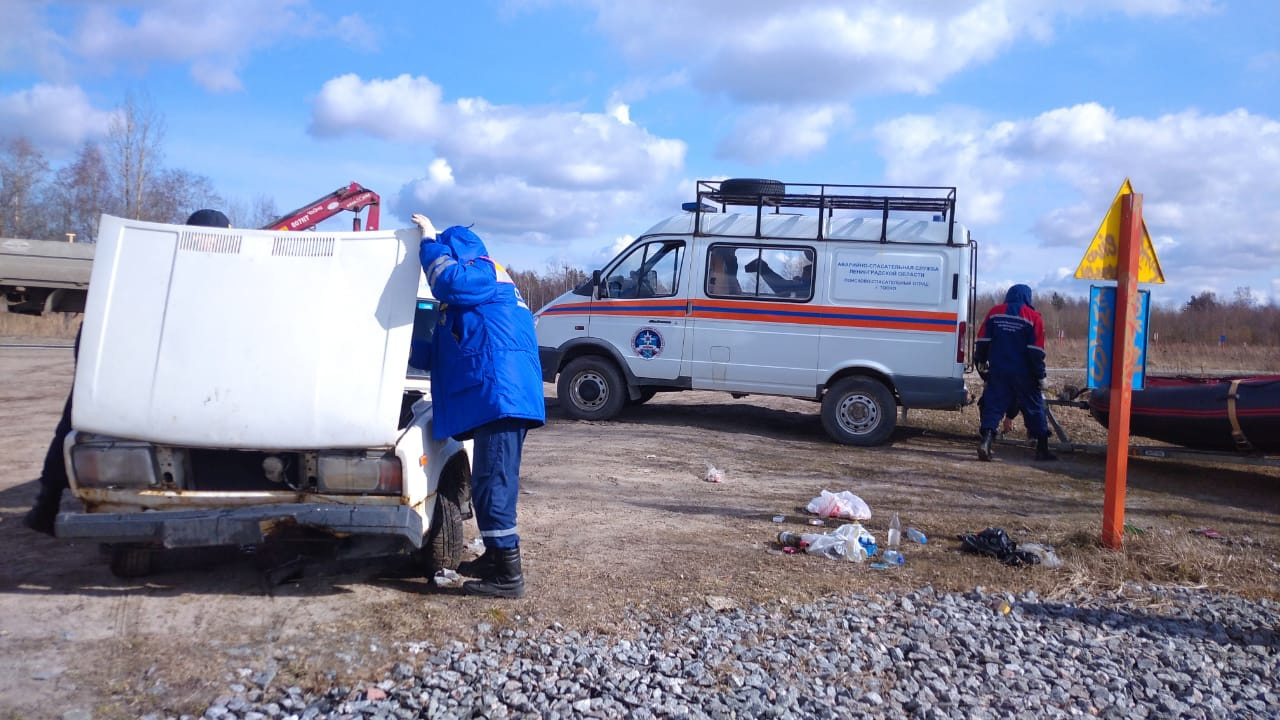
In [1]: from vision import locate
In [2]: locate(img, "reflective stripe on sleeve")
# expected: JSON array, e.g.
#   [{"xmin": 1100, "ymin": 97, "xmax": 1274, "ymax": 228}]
[{"xmin": 426, "ymin": 255, "xmax": 456, "ymax": 286}]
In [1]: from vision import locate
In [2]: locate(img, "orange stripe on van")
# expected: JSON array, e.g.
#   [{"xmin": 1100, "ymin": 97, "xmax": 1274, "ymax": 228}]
[{"xmin": 538, "ymin": 298, "xmax": 957, "ymax": 332}]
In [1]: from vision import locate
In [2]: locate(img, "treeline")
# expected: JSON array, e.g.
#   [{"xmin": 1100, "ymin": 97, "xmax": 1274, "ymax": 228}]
[
  {"xmin": 507, "ymin": 266, "xmax": 592, "ymax": 311},
  {"xmin": 977, "ymin": 288, "xmax": 1280, "ymax": 346},
  {"xmin": 0, "ymin": 93, "xmax": 276, "ymax": 243}
]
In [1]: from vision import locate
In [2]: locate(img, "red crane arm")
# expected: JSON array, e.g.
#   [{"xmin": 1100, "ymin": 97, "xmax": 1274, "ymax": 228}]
[{"xmin": 263, "ymin": 182, "xmax": 381, "ymax": 232}]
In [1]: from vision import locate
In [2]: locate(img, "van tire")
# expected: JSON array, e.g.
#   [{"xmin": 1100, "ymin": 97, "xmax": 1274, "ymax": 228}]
[
  {"xmin": 558, "ymin": 356, "xmax": 626, "ymax": 421},
  {"xmin": 420, "ymin": 465, "xmax": 466, "ymax": 574},
  {"xmin": 821, "ymin": 377, "xmax": 896, "ymax": 446},
  {"xmin": 719, "ymin": 178, "xmax": 786, "ymax": 201}
]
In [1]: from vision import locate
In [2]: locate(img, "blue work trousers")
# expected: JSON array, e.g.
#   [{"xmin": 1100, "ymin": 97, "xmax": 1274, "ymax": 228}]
[
  {"xmin": 980, "ymin": 374, "xmax": 1049, "ymax": 439},
  {"xmin": 470, "ymin": 418, "xmax": 527, "ymax": 550}
]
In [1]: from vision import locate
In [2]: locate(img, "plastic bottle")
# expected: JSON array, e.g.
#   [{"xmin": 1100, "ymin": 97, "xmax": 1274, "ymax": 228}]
[
  {"xmin": 882, "ymin": 549, "xmax": 904, "ymax": 565},
  {"xmin": 887, "ymin": 512, "xmax": 901, "ymax": 549},
  {"xmin": 906, "ymin": 527, "xmax": 928, "ymax": 545},
  {"xmin": 777, "ymin": 531, "xmax": 806, "ymax": 549}
]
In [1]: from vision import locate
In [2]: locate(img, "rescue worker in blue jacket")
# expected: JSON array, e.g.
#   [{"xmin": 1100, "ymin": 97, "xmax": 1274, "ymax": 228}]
[
  {"xmin": 409, "ymin": 213, "xmax": 545, "ymax": 598},
  {"xmin": 974, "ymin": 283, "xmax": 1057, "ymax": 462}
]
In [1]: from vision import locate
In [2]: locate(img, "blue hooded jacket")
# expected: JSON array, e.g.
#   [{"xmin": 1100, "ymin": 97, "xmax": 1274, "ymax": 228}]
[
  {"xmin": 974, "ymin": 283, "xmax": 1047, "ymax": 380},
  {"xmin": 410, "ymin": 226, "xmax": 545, "ymax": 440}
]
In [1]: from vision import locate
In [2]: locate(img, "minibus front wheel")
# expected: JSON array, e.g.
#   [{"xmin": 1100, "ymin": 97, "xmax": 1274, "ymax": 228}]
[
  {"xmin": 558, "ymin": 356, "xmax": 626, "ymax": 421},
  {"xmin": 821, "ymin": 377, "xmax": 896, "ymax": 446}
]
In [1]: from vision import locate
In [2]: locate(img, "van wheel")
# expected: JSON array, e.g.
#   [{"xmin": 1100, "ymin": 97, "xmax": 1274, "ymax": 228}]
[
  {"xmin": 821, "ymin": 377, "xmax": 896, "ymax": 446},
  {"xmin": 108, "ymin": 544, "xmax": 154, "ymax": 579},
  {"xmin": 558, "ymin": 356, "xmax": 626, "ymax": 421},
  {"xmin": 419, "ymin": 465, "xmax": 466, "ymax": 574}
]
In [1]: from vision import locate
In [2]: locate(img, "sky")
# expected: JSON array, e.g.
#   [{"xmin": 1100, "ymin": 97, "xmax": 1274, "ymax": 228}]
[{"xmin": 2, "ymin": 0, "xmax": 1278, "ymax": 308}]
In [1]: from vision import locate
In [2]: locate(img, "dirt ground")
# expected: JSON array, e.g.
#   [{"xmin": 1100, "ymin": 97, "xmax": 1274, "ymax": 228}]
[{"xmin": 2, "ymin": 345, "xmax": 1279, "ymax": 719}]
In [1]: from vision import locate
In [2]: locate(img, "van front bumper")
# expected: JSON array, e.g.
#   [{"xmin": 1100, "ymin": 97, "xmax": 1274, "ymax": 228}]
[{"xmin": 55, "ymin": 503, "xmax": 425, "ymax": 549}]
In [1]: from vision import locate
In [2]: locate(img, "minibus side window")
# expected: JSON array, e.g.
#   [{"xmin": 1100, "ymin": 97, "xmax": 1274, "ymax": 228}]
[{"xmin": 707, "ymin": 244, "xmax": 814, "ymax": 301}]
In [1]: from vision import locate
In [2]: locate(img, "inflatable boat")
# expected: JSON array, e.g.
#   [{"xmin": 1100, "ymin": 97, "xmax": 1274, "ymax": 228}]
[
  {"xmin": 1088, "ymin": 375, "xmax": 1280, "ymax": 452},
  {"xmin": 1085, "ymin": 371, "xmax": 1280, "ymax": 450}
]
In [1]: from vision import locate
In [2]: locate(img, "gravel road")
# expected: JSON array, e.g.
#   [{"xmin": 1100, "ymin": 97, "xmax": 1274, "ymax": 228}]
[{"xmin": 189, "ymin": 584, "xmax": 1279, "ymax": 720}]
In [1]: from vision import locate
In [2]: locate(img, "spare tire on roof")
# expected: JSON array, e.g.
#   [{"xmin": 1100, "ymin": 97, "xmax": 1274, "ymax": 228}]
[{"xmin": 718, "ymin": 178, "xmax": 785, "ymax": 201}]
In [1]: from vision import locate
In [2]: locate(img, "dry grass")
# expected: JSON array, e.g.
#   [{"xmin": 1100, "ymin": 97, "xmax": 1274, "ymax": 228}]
[
  {"xmin": 1046, "ymin": 337, "xmax": 1280, "ymax": 374},
  {"xmin": 0, "ymin": 308, "xmax": 80, "ymax": 339},
  {"xmin": 1047, "ymin": 527, "xmax": 1274, "ymax": 601}
]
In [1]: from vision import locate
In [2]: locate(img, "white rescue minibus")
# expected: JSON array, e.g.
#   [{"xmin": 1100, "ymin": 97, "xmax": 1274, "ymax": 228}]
[{"xmin": 535, "ymin": 179, "xmax": 978, "ymax": 445}]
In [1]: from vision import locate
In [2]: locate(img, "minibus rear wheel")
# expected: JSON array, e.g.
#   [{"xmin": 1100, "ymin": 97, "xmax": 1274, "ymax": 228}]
[
  {"xmin": 821, "ymin": 377, "xmax": 896, "ymax": 446},
  {"xmin": 559, "ymin": 356, "xmax": 626, "ymax": 420}
]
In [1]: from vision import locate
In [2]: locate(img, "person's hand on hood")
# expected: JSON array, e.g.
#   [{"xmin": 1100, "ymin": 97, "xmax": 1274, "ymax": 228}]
[{"xmin": 412, "ymin": 213, "xmax": 438, "ymax": 241}]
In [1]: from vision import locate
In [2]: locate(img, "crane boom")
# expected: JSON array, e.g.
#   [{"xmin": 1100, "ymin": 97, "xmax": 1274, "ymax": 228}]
[{"xmin": 263, "ymin": 182, "xmax": 381, "ymax": 232}]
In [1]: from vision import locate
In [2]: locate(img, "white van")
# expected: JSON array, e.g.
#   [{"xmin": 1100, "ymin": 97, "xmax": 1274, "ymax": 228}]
[
  {"xmin": 535, "ymin": 179, "xmax": 977, "ymax": 445},
  {"xmin": 55, "ymin": 215, "xmax": 472, "ymax": 578}
]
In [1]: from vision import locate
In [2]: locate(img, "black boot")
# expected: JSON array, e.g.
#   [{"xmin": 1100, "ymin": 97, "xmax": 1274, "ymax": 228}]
[
  {"xmin": 456, "ymin": 546, "xmax": 500, "ymax": 578},
  {"xmin": 977, "ymin": 430, "xmax": 995, "ymax": 461},
  {"xmin": 1035, "ymin": 436, "xmax": 1058, "ymax": 462},
  {"xmin": 462, "ymin": 547, "xmax": 524, "ymax": 598},
  {"xmin": 22, "ymin": 487, "xmax": 62, "ymax": 536}
]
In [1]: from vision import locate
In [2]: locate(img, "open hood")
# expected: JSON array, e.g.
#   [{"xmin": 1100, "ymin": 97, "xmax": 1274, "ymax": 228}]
[{"xmin": 73, "ymin": 215, "xmax": 421, "ymax": 449}]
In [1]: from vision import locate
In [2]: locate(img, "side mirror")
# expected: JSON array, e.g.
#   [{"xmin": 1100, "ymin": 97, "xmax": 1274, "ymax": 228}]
[{"xmin": 592, "ymin": 269, "xmax": 604, "ymax": 298}]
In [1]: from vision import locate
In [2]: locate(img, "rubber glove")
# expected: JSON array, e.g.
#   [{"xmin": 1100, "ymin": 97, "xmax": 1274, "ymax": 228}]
[
  {"xmin": 1038, "ymin": 377, "xmax": 1048, "ymax": 392},
  {"xmin": 412, "ymin": 213, "xmax": 438, "ymax": 241}
]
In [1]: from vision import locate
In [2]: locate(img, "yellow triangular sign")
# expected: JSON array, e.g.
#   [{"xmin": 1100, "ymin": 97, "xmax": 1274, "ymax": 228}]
[{"xmin": 1073, "ymin": 179, "xmax": 1165, "ymax": 283}]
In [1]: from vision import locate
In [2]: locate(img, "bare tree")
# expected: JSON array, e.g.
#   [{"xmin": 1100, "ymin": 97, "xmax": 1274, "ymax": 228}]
[
  {"xmin": 144, "ymin": 168, "xmax": 223, "ymax": 224},
  {"xmin": 249, "ymin": 194, "xmax": 278, "ymax": 229},
  {"xmin": 0, "ymin": 137, "xmax": 52, "ymax": 238},
  {"xmin": 222, "ymin": 193, "xmax": 279, "ymax": 228},
  {"xmin": 47, "ymin": 141, "xmax": 114, "ymax": 242},
  {"xmin": 107, "ymin": 91, "xmax": 166, "ymax": 220}
]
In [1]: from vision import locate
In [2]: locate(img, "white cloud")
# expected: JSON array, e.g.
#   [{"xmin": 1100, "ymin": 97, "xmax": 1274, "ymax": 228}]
[
  {"xmin": 581, "ymin": 0, "xmax": 1212, "ymax": 104},
  {"xmin": 397, "ymin": 174, "xmax": 665, "ymax": 268},
  {"xmin": 716, "ymin": 104, "xmax": 853, "ymax": 163},
  {"xmin": 310, "ymin": 74, "xmax": 447, "ymax": 141},
  {"xmin": 874, "ymin": 102, "xmax": 1280, "ymax": 301},
  {"xmin": 0, "ymin": 84, "xmax": 115, "ymax": 153},
  {"xmin": 313, "ymin": 73, "xmax": 687, "ymax": 195},
  {"xmin": 0, "ymin": 0, "xmax": 68, "ymax": 78},
  {"xmin": 306, "ymin": 71, "xmax": 689, "ymax": 265},
  {"xmin": 63, "ymin": 2, "xmax": 375, "ymax": 92}
]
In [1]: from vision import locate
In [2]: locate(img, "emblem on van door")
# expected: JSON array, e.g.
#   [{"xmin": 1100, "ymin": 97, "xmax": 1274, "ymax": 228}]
[{"xmin": 632, "ymin": 328, "xmax": 663, "ymax": 359}]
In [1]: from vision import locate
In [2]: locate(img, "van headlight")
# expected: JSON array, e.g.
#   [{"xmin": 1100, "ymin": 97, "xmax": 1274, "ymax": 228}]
[
  {"xmin": 316, "ymin": 451, "xmax": 403, "ymax": 495},
  {"xmin": 71, "ymin": 440, "xmax": 158, "ymax": 489}
]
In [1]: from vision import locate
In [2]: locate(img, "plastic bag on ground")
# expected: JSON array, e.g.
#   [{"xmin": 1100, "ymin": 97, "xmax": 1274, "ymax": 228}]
[
  {"xmin": 956, "ymin": 527, "xmax": 1041, "ymax": 566},
  {"xmin": 805, "ymin": 490, "xmax": 872, "ymax": 520},
  {"xmin": 801, "ymin": 522, "xmax": 875, "ymax": 562},
  {"xmin": 1018, "ymin": 543, "xmax": 1063, "ymax": 569}
]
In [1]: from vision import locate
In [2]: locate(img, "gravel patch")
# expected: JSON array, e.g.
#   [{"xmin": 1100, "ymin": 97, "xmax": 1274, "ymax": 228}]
[{"xmin": 189, "ymin": 584, "xmax": 1278, "ymax": 719}]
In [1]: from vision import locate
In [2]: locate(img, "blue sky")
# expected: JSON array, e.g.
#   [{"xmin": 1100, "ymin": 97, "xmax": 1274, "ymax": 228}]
[{"xmin": 2, "ymin": 0, "xmax": 1278, "ymax": 307}]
